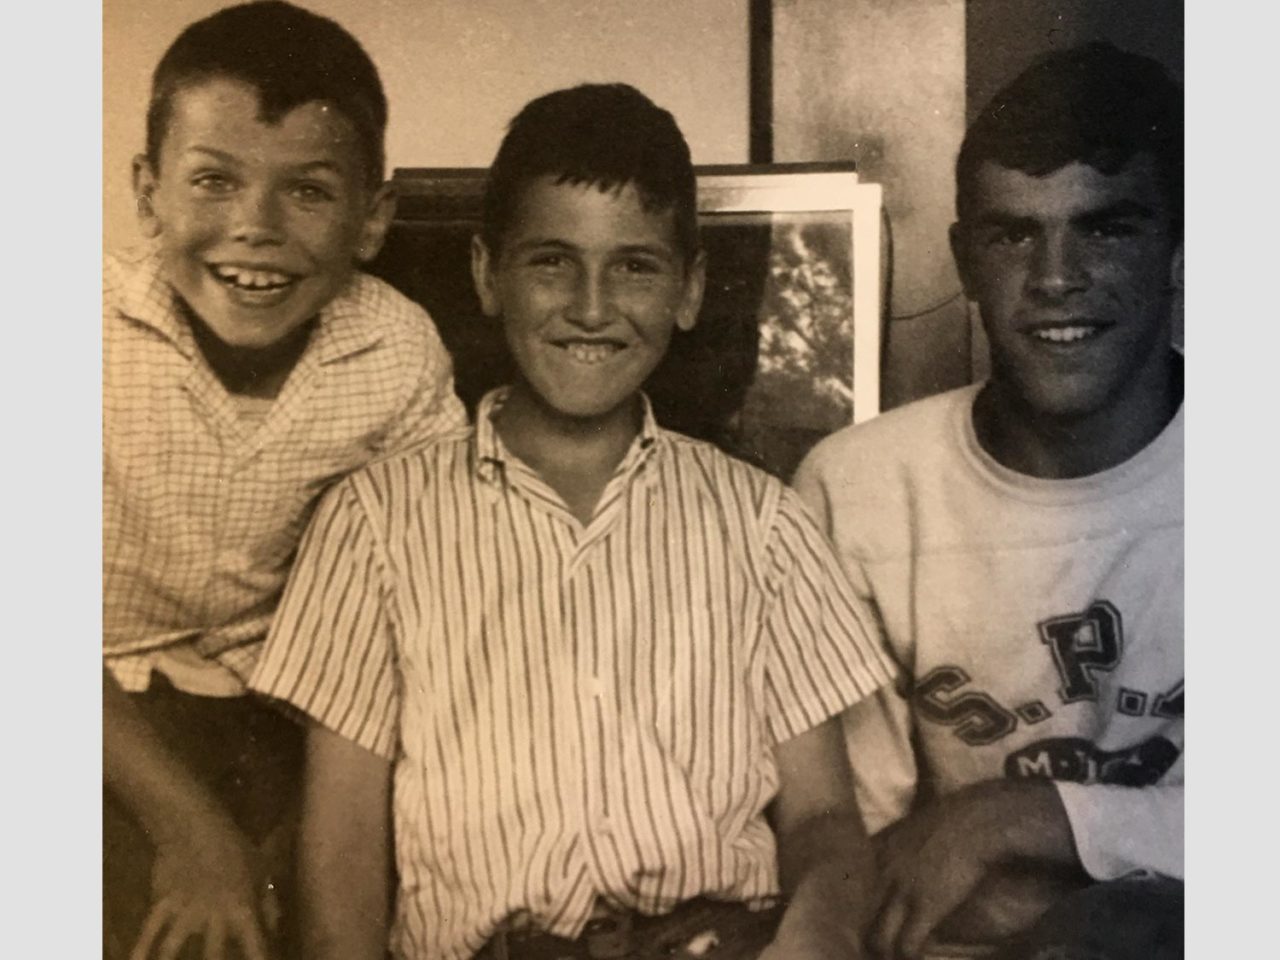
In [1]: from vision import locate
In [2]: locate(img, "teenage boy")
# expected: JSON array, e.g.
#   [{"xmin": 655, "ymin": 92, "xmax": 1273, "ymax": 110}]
[
  {"xmin": 252, "ymin": 83, "xmax": 896, "ymax": 960},
  {"xmin": 104, "ymin": 4, "xmax": 465, "ymax": 959},
  {"xmin": 794, "ymin": 44, "xmax": 1184, "ymax": 960}
]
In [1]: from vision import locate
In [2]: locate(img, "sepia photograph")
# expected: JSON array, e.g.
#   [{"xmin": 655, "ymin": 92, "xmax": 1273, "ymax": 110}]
[{"xmin": 99, "ymin": 2, "xmax": 1186, "ymax": 959}]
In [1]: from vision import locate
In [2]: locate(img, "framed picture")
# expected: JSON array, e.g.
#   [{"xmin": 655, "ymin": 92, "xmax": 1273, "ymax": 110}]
[{"xmin": 367, "ymin": 163, "xmax": 883, "ymax": 480}]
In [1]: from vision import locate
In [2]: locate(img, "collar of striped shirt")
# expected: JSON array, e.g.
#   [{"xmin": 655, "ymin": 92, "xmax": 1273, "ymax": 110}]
[
  {"xmin": 472, "ymin": 386, "xmax": 661, "ymax": 489},
  {"xmin": 113, "ymin": 242, "xmax": 387, "ymax": 366}
]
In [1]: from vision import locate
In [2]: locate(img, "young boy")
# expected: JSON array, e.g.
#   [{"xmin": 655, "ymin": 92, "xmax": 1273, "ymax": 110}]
[
  {"xmin": 103, "ymin": 4, "xmax": 465, "ymax": 959},
  {"xmin": 251, "ymin": 83, "xmax": 896, "ymax": 960},
  {"xmin": 793, "ymin": 45, "xmax": 1183, "ymax": 960}
]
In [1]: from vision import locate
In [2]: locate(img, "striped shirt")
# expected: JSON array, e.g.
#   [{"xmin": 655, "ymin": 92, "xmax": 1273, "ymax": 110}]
[
  {"xmin": 251, "ymin": 388, "xmax": 895, "ymax": 960},
  {"xmin": 104, "ymin": 245, "xmax": 466, "ymax": 694}
]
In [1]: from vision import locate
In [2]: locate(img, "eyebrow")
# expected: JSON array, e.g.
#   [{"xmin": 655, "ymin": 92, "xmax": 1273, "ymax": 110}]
[
  {"xmin": 290, "ymin": 160, "xmax": 345, "ymax": 177},
  {"xmin": 180, "ymin": 147, "xmax": 344, "ymax": 176},
  {"xmin": 512, "ymin": 238, "xmax": 675, "ymax": 259},
  {"xmin": 971, "ymin": 199, "xmax": 1160, "ymax": 230},
  {"xmin": 1072, "ymin": 199, "xmax": 1160, "ymax": 223},
  {"xmin": 182, "ymin": 146, "xmax": 240, "ymax": 164}
]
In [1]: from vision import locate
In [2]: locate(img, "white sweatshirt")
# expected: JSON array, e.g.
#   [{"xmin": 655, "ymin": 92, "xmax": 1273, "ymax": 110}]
[{"xmin": 793, "ymin": 384, "xmax": 1183, "ymax": 881}]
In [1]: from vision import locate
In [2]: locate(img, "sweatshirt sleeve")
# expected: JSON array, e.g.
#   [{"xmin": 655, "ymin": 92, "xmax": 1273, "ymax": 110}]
[{"xmin": 1055, "ymin": 767, "xmax": 1184, "ymax": 881}]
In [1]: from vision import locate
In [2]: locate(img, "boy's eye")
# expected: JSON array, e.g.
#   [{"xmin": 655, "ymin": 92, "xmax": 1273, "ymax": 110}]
[
  {"xmin": 291, "ymin": 182, "xmax": 336, "ymax": 203},
  {"xmin": 618, "ymin": 257, "xmax": 663, "ymax": 276},
  {"xmin": 990, "ymin": 226, "xmax": 1032, "ymax": 247},
  {"xmin": 191, "ymin": 172, "xmax": 235, "ymax": 194},
  {"xmin": 528, "ymin": 253, "xmax": 568, "ymax": 269},
  {"xmin": 1085, "ymin": 220, "xmax": 1140, "ymax": 240}
]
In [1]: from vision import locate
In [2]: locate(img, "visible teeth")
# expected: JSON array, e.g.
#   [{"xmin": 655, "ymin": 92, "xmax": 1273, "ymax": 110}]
[
  {"xmin": 213, "ymin": 265, "xmax": 293, "ymax": 290},
  {"xmin": 563, "ymin": 342, "xmax": 621, "ymax": 364},
  {"xmin": 1032, "ymin": 326, "xmax": 1098, "ymax": 343}
]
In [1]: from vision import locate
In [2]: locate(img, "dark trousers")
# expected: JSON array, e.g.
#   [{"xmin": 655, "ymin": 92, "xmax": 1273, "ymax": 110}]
[
  {"xmin": 103, "ymin": 675, "xmax": 305, "ymax": 960},
  {"xmin": 991, "ymin": 877, "xmax": 1184, "ymax": 960}
]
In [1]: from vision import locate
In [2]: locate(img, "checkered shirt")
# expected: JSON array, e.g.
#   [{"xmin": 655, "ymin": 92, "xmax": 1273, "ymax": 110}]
[{"xmin": 103, "ymin": 245, "xmax": 467, "ymax": 693}]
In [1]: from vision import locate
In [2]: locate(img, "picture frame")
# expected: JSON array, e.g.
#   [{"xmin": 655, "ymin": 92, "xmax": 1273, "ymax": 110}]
[{"xmin": 367, "ymin": 163, "xmax": 883, "ymax": 480}]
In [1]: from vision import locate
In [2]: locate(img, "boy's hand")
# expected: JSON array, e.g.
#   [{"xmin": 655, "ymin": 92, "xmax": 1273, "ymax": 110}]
[
  {"xmin": 930, "ymin": 864, "xmax": 1088, "ymax": 948},
  {"xmin": 130, "ymin": 816, "xmax": 273, "ymax": 960},
  {"xmin": 868, "ymin": 780, "xmax": 1077, "ymax": 960}
]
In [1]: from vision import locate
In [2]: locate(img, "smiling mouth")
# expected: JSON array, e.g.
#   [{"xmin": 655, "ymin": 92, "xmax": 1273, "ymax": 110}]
[
  {"xmin": 1028, "ymin": 324, "xmax": 1105, "ymax": 344},
  {"xmin": 557, "ymin": 340, "xmax": 625, "ymax": 364},
  {"xmin": 209, "ymin": 264, "xmax": 297, "ymax": 293}
]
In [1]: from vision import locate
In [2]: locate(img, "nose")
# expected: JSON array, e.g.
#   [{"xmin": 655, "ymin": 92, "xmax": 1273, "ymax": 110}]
[
  {"xmin": 231, "ymin": 186, "xmax": 285, "ymax": 246},
  {"xmin": 567, "ymin": 267, "xmax": 610, "ymax": 329},
  {"xmin": 1029, "ymin": 230, "xmax": 1087, "ymax": 299}
]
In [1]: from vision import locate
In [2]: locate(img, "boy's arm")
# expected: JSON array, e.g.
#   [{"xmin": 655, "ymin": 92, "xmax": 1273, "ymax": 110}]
[
  {"xmin": 296, "ymin": 722, "xmax": 394, "ymax": 960},
  {"xmin": 103, "ymin": 669, "xmax": 270, "ymax": 960},
  {"xmin": 867, "ymin": 777, "xmax": 1182, "ymax": 959},
  {"xmin": 766, "ymin": 715, "xmax": 877, "ymax": 960}
]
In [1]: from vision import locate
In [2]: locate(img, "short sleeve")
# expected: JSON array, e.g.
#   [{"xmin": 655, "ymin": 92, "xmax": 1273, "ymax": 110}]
[
  {"xmin": 250, "ymin": 479, "xmax": 401, "ymax": 759},
  {"xmin": 762, "ymin": 491, "xmax": 896, "ymax": 745}
]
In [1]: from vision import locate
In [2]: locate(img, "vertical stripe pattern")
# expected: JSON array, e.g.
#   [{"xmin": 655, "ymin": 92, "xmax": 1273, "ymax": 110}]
[{"xmin": 252, "ymin": 389, "xmax": 895, "ymax": 960}]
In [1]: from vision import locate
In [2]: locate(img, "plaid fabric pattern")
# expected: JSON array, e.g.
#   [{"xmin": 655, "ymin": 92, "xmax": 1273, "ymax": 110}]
[{"xmin": 103, "ymin": 245, "xmax": 466, "ymax": 693}]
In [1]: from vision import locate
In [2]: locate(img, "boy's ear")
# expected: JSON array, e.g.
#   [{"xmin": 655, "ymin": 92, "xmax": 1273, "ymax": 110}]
[
  {"xmin": 131, "ymin": 155, "xmax": 163, "ymax": 240},
  {"xmin": 470, "ymin": 234, "xmax": 503, "ymax": 318},
  {"xmin": 949, "ymin": 222, "xmax": 977, "ymax": 300},
  {"xmin": 355, "ymin": 183, "xmax": 397, "ymax": 264},
  {"xmin": 675, "ymin": 251, "xmax": 707, "ymax": 333}
]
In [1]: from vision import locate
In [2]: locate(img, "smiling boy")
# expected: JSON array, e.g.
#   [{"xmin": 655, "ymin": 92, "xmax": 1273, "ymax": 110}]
[
  {"xmin": 251, "ymin": 83, "xmax": 895, "ymax": 960},
  {"xmin": 793, "ymin": 44, "xmax": 1183, "ymax": 959},
  {"xmin": 103, "ymin": 5, "xmax": 465, "ymax": 960}
]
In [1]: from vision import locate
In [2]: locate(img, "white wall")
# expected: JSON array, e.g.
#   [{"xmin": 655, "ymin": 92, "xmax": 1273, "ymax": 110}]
[
  {"xmin": 774, "ymin": 0, "xmax": 972, "ymax": 407},
  {"xmin": 104, "ymin": 0, "xmax": 750, "ymax": 250}
]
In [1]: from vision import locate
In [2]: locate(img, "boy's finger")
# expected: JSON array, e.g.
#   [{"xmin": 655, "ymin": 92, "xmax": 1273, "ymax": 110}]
[
  {"xmin": 228, "ymin": 907, "xmax": 271, "ymax": 960},
  {"xmin": 129, "ymin": 901, "xmax": 175, "ymax": 960},
  {"xmin": 869, "ymin": 886, "xmax": 909, "ymax": 960},
  {"xmin": 202, "ymin": 917, "xmax": 227, "ymax": 960},
  {"xmin": 899, "ymin": 859, "xmax": 984, "ymax": 960},
  {"xmin": 153, "ymin": 911, "xmax": 201, "ymax": 960},
  {"xmin": 898, "ymin": 886, "xmax": 955, "ymax": 960}
]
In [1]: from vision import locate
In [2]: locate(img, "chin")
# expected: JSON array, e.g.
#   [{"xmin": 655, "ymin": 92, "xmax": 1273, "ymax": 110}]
[
  {"xmin": 1022, "ymin": 389, "xmax": 1113, "ymax": 423},
  {"xmin": 540, "ymin": 389, "xmax": 636, "ymax": 423}
]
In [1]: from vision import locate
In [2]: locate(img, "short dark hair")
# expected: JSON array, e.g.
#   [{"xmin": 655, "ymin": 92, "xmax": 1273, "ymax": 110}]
[
  {"xmin": 146, "ymin": 1, "xmax": 387, "ymax": 185},
  {"xmin": 956, "ymin": 42, "xmax": 1183, "ymax": 235},
  {"xmin": 481, "ymin": 83, "xmax": 699, "ymax": 266}
]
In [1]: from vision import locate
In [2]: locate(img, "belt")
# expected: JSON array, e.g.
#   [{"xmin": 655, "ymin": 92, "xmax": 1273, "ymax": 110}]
[{"xmin": 479, "ymin": 898, "xmax": 785, "ymax": 960}]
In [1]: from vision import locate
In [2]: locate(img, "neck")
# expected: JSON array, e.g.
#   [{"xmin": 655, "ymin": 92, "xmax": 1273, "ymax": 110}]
[
  {"xmin": 494, "ymin": 383, "xmax": 643, "ymax": 521},
  {"xmin": 974, "ymin": 352, "xmax": 1183, "ymax": 479},
  {"xmin": 183, "ymin": 303, "xmax": 314, "ymax": 399}
]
